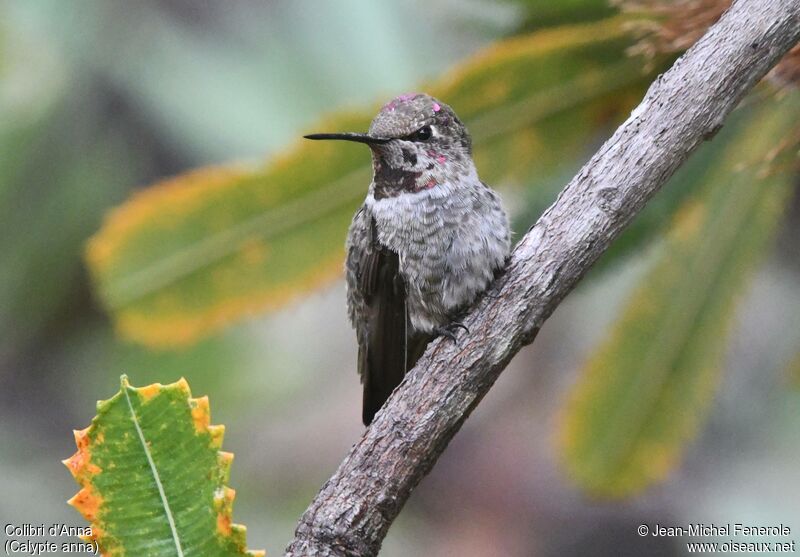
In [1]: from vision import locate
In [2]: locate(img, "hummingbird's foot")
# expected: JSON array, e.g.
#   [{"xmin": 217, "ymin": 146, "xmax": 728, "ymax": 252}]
[{"xmin": 435, "ymin": 321, "xmax": 470, "ymax": 343}]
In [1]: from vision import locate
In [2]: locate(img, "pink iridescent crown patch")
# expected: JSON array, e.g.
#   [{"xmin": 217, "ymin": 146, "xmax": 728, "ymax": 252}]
[{"xmin": 383, "ymin": 93, "xmax": 422, "ymax": 111}]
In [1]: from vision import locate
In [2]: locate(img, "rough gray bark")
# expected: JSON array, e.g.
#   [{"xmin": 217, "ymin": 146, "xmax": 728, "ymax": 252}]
[{"xmin": 285, "ymin": 1, "xmax": 800, "ymax": 555}]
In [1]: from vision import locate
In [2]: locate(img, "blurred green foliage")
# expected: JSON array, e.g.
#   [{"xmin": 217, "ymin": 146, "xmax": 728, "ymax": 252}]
[
  {"xmin": 558, "ymin": 98, "xmax": 800, "ymax": 497},
  {"xmin": 1, "ymin": 0, "xmax": 799, "ymax": 553}
]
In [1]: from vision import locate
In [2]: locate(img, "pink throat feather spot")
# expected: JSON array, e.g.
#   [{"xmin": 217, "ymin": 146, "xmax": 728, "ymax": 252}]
[{"xmin": 414, "ymin": 177, "xmax": 437, "ymax": 192}]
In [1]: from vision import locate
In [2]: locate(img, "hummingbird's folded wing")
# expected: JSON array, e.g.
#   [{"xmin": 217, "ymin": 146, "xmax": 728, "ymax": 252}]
[
  {"xmin": 359, "ymin": 243, "xmax": 408, "ymax": 426},
  {"xmin": 347, "ymin": 211, "xmax": 432, "ymax": 425}
]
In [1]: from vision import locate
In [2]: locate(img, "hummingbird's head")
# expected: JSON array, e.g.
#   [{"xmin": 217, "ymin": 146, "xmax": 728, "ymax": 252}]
[{"xmin": 305, "ymin": 93, "xmax": 475, "ymax": 199}]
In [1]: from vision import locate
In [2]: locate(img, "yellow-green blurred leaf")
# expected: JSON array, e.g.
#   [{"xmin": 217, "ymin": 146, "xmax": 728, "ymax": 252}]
[
  {"xmin": 504, "ymin": 0, "xmax": 617, "ymax": 31},
  {"xmin": 87, "ymin": 17, "xmax": 648, "ymax": 348},
  {"xmin": 786, "ymin": 351, "xmax": 800, "ymax": 389},
  {"xmin": 64, "ymin": 376, "xmax": 263, "ymax": 556},
  {"xmin": 438, "ymin": 17, "xmax": 645, "ymax": 183},
  {"xmin": 557, "ymin": 97, "xmax": 800, "ymax": 498}
]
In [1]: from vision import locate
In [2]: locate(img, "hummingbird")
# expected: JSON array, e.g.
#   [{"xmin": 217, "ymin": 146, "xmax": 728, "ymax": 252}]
[{"xmin": 305, "ymin": 93, "xmax": 510, "ymax": 425}]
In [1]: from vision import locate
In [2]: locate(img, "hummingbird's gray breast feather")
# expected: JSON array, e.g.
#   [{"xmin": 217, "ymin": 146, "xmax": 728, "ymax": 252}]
[
  {"xmin": 362, "ymin": 172, "xmax": 510, "ymax": 333},
  {"xmin": 345, "ymin": 177, "xmax": 511, "ymax": 336}
]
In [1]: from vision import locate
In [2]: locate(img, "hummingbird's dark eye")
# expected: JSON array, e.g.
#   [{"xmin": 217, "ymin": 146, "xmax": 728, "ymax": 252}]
[{"xmin": 410, "ymin": 125, "xmax": 432, "ymax": 142}]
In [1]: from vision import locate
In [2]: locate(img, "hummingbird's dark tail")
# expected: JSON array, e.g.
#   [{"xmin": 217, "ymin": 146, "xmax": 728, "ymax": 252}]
[
  {"xmin": 358, "ymin": 246, "xmax": 434, "ymax": 425},
  {"xmin": 361, "ymin": 331, "xmax": 432, "ymax": 426}
]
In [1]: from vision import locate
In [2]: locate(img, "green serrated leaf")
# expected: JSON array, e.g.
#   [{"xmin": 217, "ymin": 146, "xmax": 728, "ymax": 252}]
[
  {"xmin": 87, "ymin": 16, "xmax": 649, "ymax": 348},
  {"xmin": 64, "ymin": 376, "xmax": 264, "ymax": 557},
  {"xmin": 557, "ymin": 97, "xmax": 800, "ymax": 498}
]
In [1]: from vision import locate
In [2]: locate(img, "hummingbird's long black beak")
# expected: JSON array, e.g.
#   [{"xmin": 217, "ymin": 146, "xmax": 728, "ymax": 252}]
[{"xmin": 304, "ymin": 132, "xmax": 389, "ymax": 145}]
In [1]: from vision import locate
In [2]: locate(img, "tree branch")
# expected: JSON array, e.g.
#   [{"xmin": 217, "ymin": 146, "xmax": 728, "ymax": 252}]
[{"xmin": 285, "ymin": 1, "xmax": 800, "ymax": 555}]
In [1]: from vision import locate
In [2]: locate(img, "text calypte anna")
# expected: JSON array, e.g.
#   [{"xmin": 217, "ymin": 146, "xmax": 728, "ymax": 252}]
[{"xmin": 306, "ymin": 93, "xmax": 510, "ymax": 425}]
